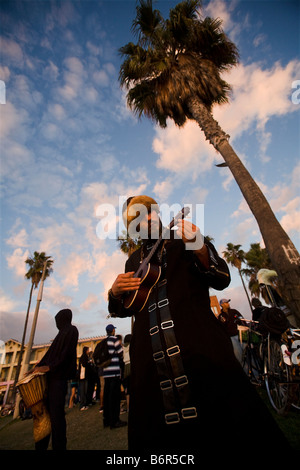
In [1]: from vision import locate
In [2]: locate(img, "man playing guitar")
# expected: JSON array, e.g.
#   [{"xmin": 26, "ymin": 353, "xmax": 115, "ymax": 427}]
[{"xmin": 107, "ymin": 195, "xmax": 290, "ymax": 453}]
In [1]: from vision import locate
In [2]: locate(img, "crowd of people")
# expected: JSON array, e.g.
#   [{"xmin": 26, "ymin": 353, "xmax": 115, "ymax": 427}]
[
  {"xmin": 68, "ymin": 325, "xmax": 131, "ymax": 429},
  {"xmin": 27, "ymin": 310, "xmax": 131, "ymax": 450}
]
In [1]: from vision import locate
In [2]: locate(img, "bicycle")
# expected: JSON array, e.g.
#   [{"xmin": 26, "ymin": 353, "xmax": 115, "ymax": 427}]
[
  {"xmin": 249, "ymin": 269, "xmax": 300, "ymax": 415},
  {"xmin": 238, "ymin": 319, "xmax": 264, "ymax": 386},
  {"xmin": 263, "ymin": 335, "xmax": 292, "ymax": 414},
  {"xmin": 263, "ymin": 327, "xmax": 300, "ymax": 415},
  {"xmin": 239, "ymin": 319, "xmax": 300, "ymax": 415}
]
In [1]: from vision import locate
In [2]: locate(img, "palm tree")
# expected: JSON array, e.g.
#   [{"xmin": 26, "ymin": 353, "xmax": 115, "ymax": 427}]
[
  {"xmin": 119, "ymin": 0, "xmax": 300, "ymax": 325},
  {"xmin": 13, "ymin": 252, "xmax": 53, "ymax": 394},
  {"xmin": 223, "ymin": 243, "xmax": 252, "ymax": 313},
  {"xmin": 242, "ymin": 243, "xmax": 277, "ymax": 305},
  {"xmin": 118, "ymin": 230, "xmax": 143, "ymax": 257}
]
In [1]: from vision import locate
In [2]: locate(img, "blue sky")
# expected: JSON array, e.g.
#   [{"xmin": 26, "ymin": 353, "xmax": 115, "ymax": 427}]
[{"xmin": 0, "ymin": 0, "xmax": 299, "ymax": 345}]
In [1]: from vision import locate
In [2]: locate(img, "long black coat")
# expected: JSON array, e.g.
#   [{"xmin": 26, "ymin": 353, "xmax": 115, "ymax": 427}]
[
  {"xmin": 109, "ymin": 239, "xmax": 289, "ymax": 452},
  {"xmin": 38, "ymin": 309, "xmax": 78, "ymax": 381}
]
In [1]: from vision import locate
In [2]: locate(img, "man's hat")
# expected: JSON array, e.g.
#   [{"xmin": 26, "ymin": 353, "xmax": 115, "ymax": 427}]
[
  {"xmin": 122, "ymin": 195, "xmax": 159, "ymax": 229},
  {"xmin": 219, "ymin": 298, "xmax": 231, "ymax": 306},
  {"xmin": 106, "ymin": 324, "xmax": 116, "ymax": 333}
]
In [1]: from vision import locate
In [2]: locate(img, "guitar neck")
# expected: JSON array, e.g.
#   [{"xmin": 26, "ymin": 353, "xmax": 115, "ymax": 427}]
[
  {"xmin": 143, "ymin": 236, "xmax": 163, "ymax": 265},
  {"xmin": 140, "ymin": 206, "xmax": 190, "ymax": 266}
]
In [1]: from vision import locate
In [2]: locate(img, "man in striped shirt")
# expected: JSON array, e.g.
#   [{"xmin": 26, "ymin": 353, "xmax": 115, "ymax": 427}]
[{"xmin": 103, "ymin": 324, "xmax": 127, "ymax": 429}]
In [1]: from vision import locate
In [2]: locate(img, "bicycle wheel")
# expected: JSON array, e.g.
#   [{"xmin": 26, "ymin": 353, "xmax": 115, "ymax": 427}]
[
  {"xmin": 264, "ymin": 339, "xmax": 291, "ymax": 414},
  {"xmin": 291, "ymin": 385, "xmax": 300, "ymax": 410},
  {"xmin": 242, "ymin": 345, "xmax": 263, "ymax": 385}
]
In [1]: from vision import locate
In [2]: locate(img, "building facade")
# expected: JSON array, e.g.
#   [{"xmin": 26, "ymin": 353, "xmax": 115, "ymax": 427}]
[{"xmin": 0, "ymin": 336, "xmax": 105, "ymax": 405}]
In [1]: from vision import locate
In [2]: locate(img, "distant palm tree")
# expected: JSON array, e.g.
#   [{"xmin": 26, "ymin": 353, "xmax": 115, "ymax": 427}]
[
  {"xmin": 223, "ymin": 243, "xmax": 252, "ymax": 313},
  {"xmin": 13, "ymin": 252, "xmax": 53, "ymax": 392},
  {"xmin": 119, "ymin": 0, "xmax": 300, "ymax": 325},
  {"xmin": 242, "ymin": 243, "xmax": 274, "ymax": 304},
  {"xmin": 118, "ymin": 230, "xmax": 143, "ymax": 257}
]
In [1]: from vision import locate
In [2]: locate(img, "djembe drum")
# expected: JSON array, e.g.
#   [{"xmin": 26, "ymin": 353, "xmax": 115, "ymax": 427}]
[{"xmin": 17, "ymin": 372, "xmax": 51, "ymax": 443}]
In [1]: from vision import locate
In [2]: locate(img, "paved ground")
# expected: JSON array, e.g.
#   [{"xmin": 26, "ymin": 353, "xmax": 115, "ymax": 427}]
[{"xmin": 1, "ymin": 389, "xmax": 299, "ymax": 452}]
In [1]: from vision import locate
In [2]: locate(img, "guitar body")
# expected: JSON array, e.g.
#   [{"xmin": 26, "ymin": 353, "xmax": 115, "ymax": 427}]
[{"xmin": 124, "ymin": 263, "xmax": 161, "ymax": 312}]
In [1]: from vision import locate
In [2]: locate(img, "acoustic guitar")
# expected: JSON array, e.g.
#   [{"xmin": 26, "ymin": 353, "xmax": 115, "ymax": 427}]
[{"xmin": 123, "ymin": 207, "xmax": 190, "ymax": 312}]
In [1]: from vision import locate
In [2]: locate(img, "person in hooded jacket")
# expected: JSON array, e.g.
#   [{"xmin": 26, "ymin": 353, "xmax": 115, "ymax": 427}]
[{"xmin": 31, "ymin": 308, "xmax": 78, "ymax": 450}]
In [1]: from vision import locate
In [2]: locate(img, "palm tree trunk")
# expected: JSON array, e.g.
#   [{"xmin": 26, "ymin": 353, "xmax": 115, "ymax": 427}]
[
  {"xmin": 188, "ymin": 98, "xmax": 300, "ymax": 326},
  {"xmin": 238, "ymin": 269, "xmax": 253, "ymax": 314},
  {"xmin": 12, "ymin": 282, "xmax": 34, "ymax": 400}
]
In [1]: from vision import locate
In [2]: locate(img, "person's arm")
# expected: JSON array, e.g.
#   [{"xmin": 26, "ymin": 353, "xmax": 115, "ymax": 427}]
[
  {"xmin": 108, "ymin": 254, "xmax": 141, "ymax": 318},
  {"xmin": 176, "ymin": 220, "xmax": 230, "ymax": 290},
  {"xmin": 197, "ymin": 240, "xmax": 231, "ymax": 290},
  {"xmin": 37, "ymin": 327, "xmax": 78, "ymax": 373},
  {"xmin": 176, "ymin": 219, "xmax": 210, "ymax": 268},
  {"xmin": 30, "ymin": 365, "xmax": 50, "ymax": 374}
]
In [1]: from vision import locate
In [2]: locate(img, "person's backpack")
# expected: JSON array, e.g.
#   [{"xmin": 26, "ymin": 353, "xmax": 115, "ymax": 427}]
[
  {"xmin": 258, "ymin": 307, "xmax": 290, "ymax": 336},
  {"xmin": 93, "ymin": 338, "xmax": 112, "ymax": 368}
]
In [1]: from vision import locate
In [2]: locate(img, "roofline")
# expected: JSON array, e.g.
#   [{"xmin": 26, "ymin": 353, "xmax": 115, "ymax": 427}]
[{"xmin": 4, "ymin": 336, "xmax": 106, "ymax": 349}]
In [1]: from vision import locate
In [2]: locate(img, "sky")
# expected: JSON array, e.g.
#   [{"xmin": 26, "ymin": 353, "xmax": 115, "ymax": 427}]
[{"xmin": 0, "ymin": 0, "xmax": 299, "ymax": 346}]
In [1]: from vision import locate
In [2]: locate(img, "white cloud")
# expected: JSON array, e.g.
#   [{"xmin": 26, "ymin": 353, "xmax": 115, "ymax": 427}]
[
  {"xmin": 43, "ymin": 60, "xmax": 59, "ymax": 81},
  {"xmin": 203, "ymin": 0, "xmax": 234, "ymax": 32},
  {"xmin": 89, "ymin": 249, "xmax": 127, "ymax": 298},
  {"xmin": 0, "ymin": 65, "xmax": 10, "ymax": 81},
  {"xmin": 0, "ymin": 289, "xmax": 18, "ymax": 312},
  {"xmin": 153, "ymin": 119, "xmax": 218, "ymax": 176},
  {"xmin": 80, "ymin": 293, "xmax": 99, "ymax": 311},
  {"xmin": 60, "ymin": 252, "xmax": 92, "ymax": 288},
  {"xmin": 216, "ymin": 60, "xmax": 300, "ymax": 139},
  {"xmin": 44, "ymin": 278, "xmax": 73, "ymax": 307},
  {"xmin": 268, "ymin": 163, "xmax": 300, "ymax": 212},
  {"xmin": 6, "ymin": 248, "xmax": 30, "ymax": 278},
  {"xmin": 228, "ymin": 162, "xmax": 300, "ymax": 247},
  {"xmin": 153, "ymin": 178, "xmax": 175, "ymax": 201},
  {"xmin": 151, "ymin": 58, "xmax": 300, "ymax": 186},
  {"xmin": 48, "ymin": 103, "xmax": 66, "ymax": 121},
  {"xmin": 0, "ymin": 37, "xmax": 23, "ymax": 65},
  {"xmin": 6, "ymin": 228, "xmax": 29, "ymax": 248},
  {"xmin": 280, "ymin": 208, "xmax": 300, "ymax": 237},
  {"xmin": 0, "ymin": 102, "xmax": 30, "ymax": 140},
  {"xmin": 253, "ymin": 34, "xmax": 267, "ymax": 48},
  {"xmin": 203, "ymin": 0, "xmax": 246, "ymax": 42},
  {"xmin": 93, "ymin": 69, "xmax": 110, "ymax": 87},
  {"xmin": 33, "ymin": 222, "xmax": 76, "ymax": 255}
]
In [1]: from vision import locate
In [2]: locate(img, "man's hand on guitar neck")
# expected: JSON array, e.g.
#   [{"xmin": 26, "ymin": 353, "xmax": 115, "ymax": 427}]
[
  {"xmin": 111, "ymin": 271, "xmax": 141, "ymax": 298},
  {"xmin": 176, "ymin": 220, "xmax": 209, "ymax": 269}
]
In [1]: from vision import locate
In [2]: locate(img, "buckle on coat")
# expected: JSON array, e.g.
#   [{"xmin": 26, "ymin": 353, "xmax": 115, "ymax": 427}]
[
  {"xmin": 148, "ymin": 302, "xmax": 157, "ymax": 312},
  {"xmin": 181, "ymin": 407, "xmax": 197, "ymax": 419},
  {"xmin": 153, "ymin": 351, "xmax": 165, "ymax": 361},
  {"xmin": 167, "ymin": 345, "xmax": 180, "ymax": 357},
  {"xmin": 174, "ymin": 375, "xmax": 188, "ymax": 388},
  {"xmin": 149, "ymin": 325, "xmax": 159, "ymax": 335},
  {"xmin": 158, "ymin": 298, "xmax": 169, "ymax": 308},
  {"xmin": 165, "ymin": 412, "xmax": 180, "ymax": 425},
  {"xmin": 161, "ymin": 320, "xmax": 174, "ymax": 330},
  {"xmin": 160, "ymin": 379, "xmax": 172, "ymax": 391}
]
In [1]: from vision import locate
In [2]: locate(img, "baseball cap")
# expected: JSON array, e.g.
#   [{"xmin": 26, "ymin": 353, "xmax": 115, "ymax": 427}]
[
  {"xmin": 219, "ymin": 299, "xmax": 231, "ymax": 306},
  {"xmin": 106, "ymin": 324, "xmax": 116, "ymax": 333}
]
